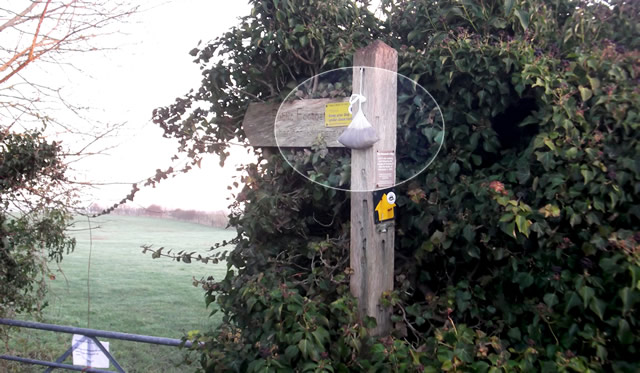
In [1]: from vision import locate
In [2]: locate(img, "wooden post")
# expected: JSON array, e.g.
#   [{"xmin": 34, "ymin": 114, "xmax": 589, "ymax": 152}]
[
  {"xmin": 241, "ymin": 40, "xmax": 398, "ymax": 336},
  {"xmin": 350, "ymin": 41, "xmax": 397, "ymax": 336}
]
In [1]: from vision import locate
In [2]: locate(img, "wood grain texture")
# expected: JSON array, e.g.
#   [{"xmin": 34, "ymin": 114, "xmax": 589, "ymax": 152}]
[
  {"xmin": 349, "ymin": 40, "xmax": 397, "ymax": 336},
  {"xmin": 243, "ymin": 98, "xmax": 348, "ymax": 148}
]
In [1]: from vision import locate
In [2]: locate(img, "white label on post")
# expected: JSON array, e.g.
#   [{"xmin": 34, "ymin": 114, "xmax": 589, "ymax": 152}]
[
  {"xmin": 376, "ymin": 150, "xmax": 395, "ymax": 188},
  {"xmin": 72, "ymin": 334, "xmax": 110, "ymax": 368}
]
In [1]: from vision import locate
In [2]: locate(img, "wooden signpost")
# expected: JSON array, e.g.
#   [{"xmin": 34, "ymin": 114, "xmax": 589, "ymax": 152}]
[
  {"xmin": 243, "ymin": 98, "xmax": 348, "ymax": 148},
  {"xmin": 349, "ymin": 41, "xmax": 397, "ymax": 336},
  {"xmin": 242, "ymin": 41, "xmax": 397, "ymax": 336}
]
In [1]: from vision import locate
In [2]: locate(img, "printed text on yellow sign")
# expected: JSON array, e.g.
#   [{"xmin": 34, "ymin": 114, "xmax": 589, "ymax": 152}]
[{"xmin": 324, "ymin": 102, "xmax": 352, "ymax": 127}]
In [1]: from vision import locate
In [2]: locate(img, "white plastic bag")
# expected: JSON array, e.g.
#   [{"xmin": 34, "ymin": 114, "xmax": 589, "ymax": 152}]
[{"xmin": 337, "ymin": 94, "xmax": 379, "ymax": 149}]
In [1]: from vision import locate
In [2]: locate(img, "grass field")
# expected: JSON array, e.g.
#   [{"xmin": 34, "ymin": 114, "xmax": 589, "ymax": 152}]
[{"xmin": 4, "ymin": 215, "xmax": 234, "ymax": 373}]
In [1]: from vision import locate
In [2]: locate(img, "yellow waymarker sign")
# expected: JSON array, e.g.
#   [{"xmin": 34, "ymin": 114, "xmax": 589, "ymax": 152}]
[
  {"xmin": 375, "ymin": 193, "xmax": 396, "ymax": 222},
  {"xmin": 324, "ymin": 102, "xmax": 352, "ymax": 127}
]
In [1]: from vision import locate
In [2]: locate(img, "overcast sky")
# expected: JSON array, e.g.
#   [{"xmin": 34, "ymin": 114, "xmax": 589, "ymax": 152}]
[
  {"xmin": 53, "ymin": 0, "xmax": 254, "ymax": 212},
  {"xmin": 12, "ymin": 0, "xmax": 388, "ymax": 212}
]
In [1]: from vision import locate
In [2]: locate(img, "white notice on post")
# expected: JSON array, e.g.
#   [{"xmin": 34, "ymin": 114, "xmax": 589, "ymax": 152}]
[
  {"xmin": 72, "ymin": 334, "xmax": 110, "ymax": 368},
  {"xmin": 376, "ymin": 150, "xmax": 396, "ymax": 188}
]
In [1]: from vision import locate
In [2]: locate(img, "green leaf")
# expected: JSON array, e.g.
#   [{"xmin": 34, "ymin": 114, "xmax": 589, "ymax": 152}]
[
  {"xmin": 599, "ymin": 255, "xmax": 622, "ymax": 273},
  {"xmin": 472, "ymin": 361, "xmax": 490, "ymax": 373},
  {"xmin": 500, "ymin": 221, "xmax": 516, "ymax": 239},
  {"xmin": 514, "ymin": 272, "xmax": 534, "ymax": 290},
  {"xmin": 516, "ymin": 167, "xmax": 530, "ymax": 184},
  {"xmin": 579, "ymin": 86, "xmax": 593, "ymax": 102},
  {"xmin": 579, "ymin": 286, "xmax": 595, "ymax": 309},
  {"xmin": 617, "ymin": 319, "xmax": 633, "ymax": 345},
  {"xmin": 515, "ymin": 215, "xmax": 531, "ymax": 237},
  {"xmin": 247, "ymin": 359, "xmax": 266, "ymax": 373},
  {"xmin": 284, "ymin": 345, "xmax": 299, "ymax": 362},
  {"xmin": 570, "ymin": 213, "xmax": 582, "ymax": 227},
  {"xmin": 589, "ymin": 298, "xmax": 606, "ymax": 320},
  {"xmin": 514, "ymin": 9, "xmax": 529, "ymax": 30},
  {"xmin": 543, "ymin": 137, "xmax": 556, "ymax": 151},
  {"xmin": 504, "ymin": 0, "xmax": 515, "ymax": 16},
  {"xmin": 456, "ymin": 290, "xmax": 471, "ymax": 312},
  {"xmin": 301, "ymin": 362, "xmax": 318, "ymax": 372},
  {"xmin": 508, "ymin": 327, "xmax": 521, "ymax": 340},
  {"xmin": 565, "ymin": 291, "xmax": 582, "ymax": 313},
  {"xmin": 535, "ymin": 151, "xmax": 555, "ymax": 170},
  {"xmin": 581, "ymin": 169, "xmax": 594, "ymax": 184},
  {"xmin": 463, "ymin": 224, "xmax": 475, "ymax": 242},
  {"xmin": 247, "ymin": 297, "xmax": 258, "ymax": 312},
  {"xmin": 311, "ymin": 327, "xmax": 330, "ymax": 346},
  {"xmin": 631, "ymin": 265, "xmax": 640, "ymax": 290},
  {"xmin": 565, "ymin": 147, "xmax": 579, "ymax": 159},
  {"xmin": 408, "ymin": 30, "xmax": 422, "ymax": 42},
  {"xmin": 499, "ymin": 213, "xmax": 515, "ymax": 223},
  {"xmin": 619, "ymin": 287, "xmax": 635, "ymax": 314},
  {"xmin": 434, "ymin": 130, "xmax": 445, "ymax": 145},
  {"xmin": 298, "ymin": 339, "xmax": 310, "ymax": 359},
  {"xmin": 471, "ymin": 154, "xmax": 482, "ymax": 166},
  {"xmin": 454, "ymin": 343, "xmax": 473, "ymax": 363},
  {"xmin": 567, "ymin": 358, "xmax": 587, "ymax": 372},
  {"xmin": 430, "ymin": 230, "xmax": 445, "ymax": 246},
  {"xmin": 514, "ymin": 82, "xmax": 525, "ymax": 97},
  {"xmin": 491, "ymin": 17, "xmax": 507, "ymax": 29},
  {"xmin": 275, "ymin": 10, "xmax": 285, "ymax": 22},
  {"xmin": 593, "ymin": 197, "xmax": 605, "ymax": 212},
  {"xmin": 544, "ymin": 293, "xmax": 559, "ymax": 308},
  {"xmin": 418, "ymin": 34, "xmax": 440, "ymax": 50},
  {"xmin": 437, "ymin": 349, "xmax": 453, "ymax": 363},
  {"xmin": 449, "ymin": 162, "xmax": 460, "ymax": 176},
  {"xmin": 420, "ymin": 241, "xmax": 435, "ymax": 253},
  {"xmin": 448, "ymin": 6, "xmax": 465, "ymax": 18},
  {"xmin": 441, "ymin": 360, "xmax": 454, "ymax": 371},
  {"xmin": 466, "ymin": 112, "xmax": 480, "ymax": 124}
]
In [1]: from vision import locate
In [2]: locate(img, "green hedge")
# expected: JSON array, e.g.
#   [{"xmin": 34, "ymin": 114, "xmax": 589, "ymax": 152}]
[
  {"xmin": 153, "ymin": 0, "xmax": 640, "ymax": 371},
  {"xmin": 1, "ymin": 130, "xmax": 75, "ymax": 318}
]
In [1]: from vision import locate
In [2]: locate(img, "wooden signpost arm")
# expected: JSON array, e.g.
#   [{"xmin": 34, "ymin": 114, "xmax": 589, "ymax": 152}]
[{"xmin": 349, "ymin": 41, "xmax": 397, "ymax": 336}]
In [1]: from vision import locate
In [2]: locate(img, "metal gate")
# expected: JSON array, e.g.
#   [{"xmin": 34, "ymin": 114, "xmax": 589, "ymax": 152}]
[{"xmin": 0, "ymin": 318, "xmax": 197, "ymax": 372}]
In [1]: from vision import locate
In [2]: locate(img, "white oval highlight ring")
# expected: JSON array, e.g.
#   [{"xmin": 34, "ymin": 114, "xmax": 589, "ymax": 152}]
[{"xmin": 274, "ymin": 67, "xmax": 444, "ymax": 192}]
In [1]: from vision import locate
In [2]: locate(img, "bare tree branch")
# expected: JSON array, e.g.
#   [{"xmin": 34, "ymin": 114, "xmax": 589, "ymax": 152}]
[
  {"xmin": 1, "ymin": 1, "xmax": 139, "ymax": 214},
  {"xmin": 0, "ymin": 2, "xmax": 38, "ymax": 33}
]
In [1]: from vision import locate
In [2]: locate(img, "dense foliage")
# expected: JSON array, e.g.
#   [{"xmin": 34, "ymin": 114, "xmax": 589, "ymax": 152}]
[
  {"xmin": 0, "ymin": 130, "xmax": 75, "ymax": 318},
  {"xmin": 153, "ymin": 0, "xmax": 640, "ymax": 371}
]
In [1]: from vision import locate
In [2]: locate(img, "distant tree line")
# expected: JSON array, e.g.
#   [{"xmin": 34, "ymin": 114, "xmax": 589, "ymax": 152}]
[{"xmin": 86, "ymin": 204, "xmax": 229, "ymax": 228}]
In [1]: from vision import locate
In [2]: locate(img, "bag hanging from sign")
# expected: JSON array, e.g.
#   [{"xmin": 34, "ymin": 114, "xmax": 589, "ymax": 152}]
[{"xmin": 337, "ymin": 93, "xmax": 379, "ymax": 149}]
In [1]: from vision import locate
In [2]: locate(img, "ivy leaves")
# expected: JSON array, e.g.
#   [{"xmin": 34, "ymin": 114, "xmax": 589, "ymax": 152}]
[
  {"xmin": 1, "ymin": 130, "xmax": 75, "ymax": 317},
  {"xmin": 160, "ymin": 0, "xmax": 640, "ymax": 371}
]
